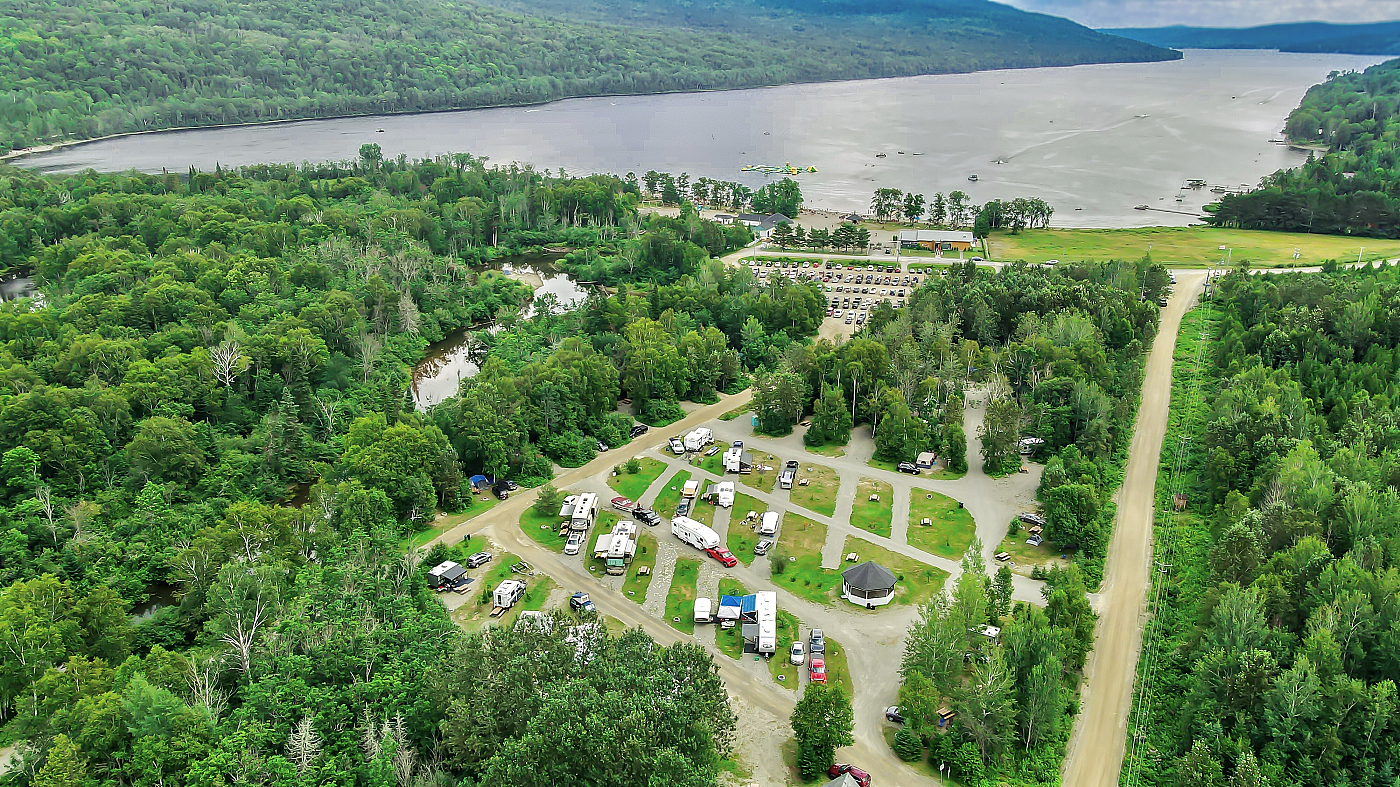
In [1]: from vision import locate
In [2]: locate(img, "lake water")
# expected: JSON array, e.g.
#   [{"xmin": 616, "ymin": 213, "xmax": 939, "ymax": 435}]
[{"xmin": 14, "ymin": 50, "xmax": 1387, "ymax": 227}]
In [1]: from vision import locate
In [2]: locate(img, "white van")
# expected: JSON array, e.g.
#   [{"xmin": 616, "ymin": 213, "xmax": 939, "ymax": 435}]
[
  {"xmin": 694, "ymin": 597, "xmax": 712, "ymax": 622},
  {"xmin": 759, "ymin": 511, "xmax": 780, "ymax": 536}
]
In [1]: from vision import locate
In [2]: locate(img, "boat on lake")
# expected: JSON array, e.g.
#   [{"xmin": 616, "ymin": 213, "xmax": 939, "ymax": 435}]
[
  {"xmin": 968, "ymin": 174, "xmax": 979, "ymax": 181},
  {"xmin": 1134, "ymin": 204, "xmax": 1150, "ymax": 210}
]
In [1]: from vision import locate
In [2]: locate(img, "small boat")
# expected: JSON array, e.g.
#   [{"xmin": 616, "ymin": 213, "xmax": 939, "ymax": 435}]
[
  {"xmin": 1134, "ymin": 205, "xmax": 1150, "ymax": 211},
  {"xmin": 876, "ymin": 153, "xmax": 886, "ymax": 158},
  {"xmin": 1186, "ymin": 179, "xmax": 1207, "ymax": 188},
  {"xmin": 968, "ymin": 174, "xmax": 979, "ymax": 182},
  {"xmin": 377, "ymin": 128, "xmax": 385, "ymax": 133},
  {"xmin": 1210, "ymin": 186, "xmax": 1227, "ymax": 194}
]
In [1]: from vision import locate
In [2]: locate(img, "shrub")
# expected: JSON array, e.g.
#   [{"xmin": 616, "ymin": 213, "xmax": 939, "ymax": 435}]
[{"xmin": 893, "ymin": 726, "xmax": 923, "ymax": 761}]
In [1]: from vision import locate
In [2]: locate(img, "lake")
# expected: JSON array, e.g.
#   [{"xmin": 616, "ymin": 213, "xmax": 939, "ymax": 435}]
[{"xmin": 13, "ymin": 50, "xmax": 1387, "ymax": 227}]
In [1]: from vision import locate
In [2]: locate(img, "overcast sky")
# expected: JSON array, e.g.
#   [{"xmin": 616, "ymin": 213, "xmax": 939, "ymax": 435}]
[{"xmin": 1002, "ymin": 0, "xmax": 1400, "ymax": 28}]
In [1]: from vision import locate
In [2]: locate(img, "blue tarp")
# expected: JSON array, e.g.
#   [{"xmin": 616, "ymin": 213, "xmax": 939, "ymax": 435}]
[
  {"xmin": 739, "ymin": 594, "xmax": 757, "ymax": 621},
  {"xmin": 720, "ymin": 595, "xmax": 744, "ymax": 608},
  {"xmin": 469, "ymin": 474, "xmax": 489, "ymax": 489}
]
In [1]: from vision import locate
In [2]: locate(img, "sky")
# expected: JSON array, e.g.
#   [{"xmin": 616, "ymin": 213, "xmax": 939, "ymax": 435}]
[{"xmin": 1001, "ymin": 0, "xmax": 1400, "ymax": 28}]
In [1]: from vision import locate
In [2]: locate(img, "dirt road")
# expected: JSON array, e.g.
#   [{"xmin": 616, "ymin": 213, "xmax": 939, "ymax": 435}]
[{"xmin": 1060, "ymin": 272, "xmax": 1205, "ymax": 787}]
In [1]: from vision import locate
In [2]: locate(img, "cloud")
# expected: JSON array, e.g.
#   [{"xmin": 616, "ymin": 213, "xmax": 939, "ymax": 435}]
[{"xmin": 1003, "ymin": 0, "xmax": 1400, "ymax": 29}]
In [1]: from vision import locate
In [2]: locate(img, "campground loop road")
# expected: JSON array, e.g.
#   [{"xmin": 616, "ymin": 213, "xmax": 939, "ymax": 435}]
[{"xmin": 1059, "ymin": 271, "xmax": 1206, "ymax": 787}]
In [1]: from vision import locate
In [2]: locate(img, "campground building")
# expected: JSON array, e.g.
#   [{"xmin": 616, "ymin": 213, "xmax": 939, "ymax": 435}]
[
  {"xmin": 842, "ymin": 561, "xmax": 898, "ymax": 608},
  {"xmin": 897, "ymin": 229, "xmax": 975, "ymax": 255}
]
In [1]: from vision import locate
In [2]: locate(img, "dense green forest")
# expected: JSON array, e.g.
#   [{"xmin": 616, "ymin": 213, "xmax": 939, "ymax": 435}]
[
  {"xmin": 1210, "ymin": 58, "xmax": 1400, "ymax": 237},
  {"xmin": 1127, "ymin": 264, "xmax": 1400, "ymax": 787},
  {"xmin": 1107, "ymin": 21, "xmax": 1400, "ymax": 56},
  {"xmin": 0, "ymin": 153, "xmax": 791, "ymax": 785},
  {"xmin": 0, "ymin": 0, "xmax": 1174, "ymax": 155}
]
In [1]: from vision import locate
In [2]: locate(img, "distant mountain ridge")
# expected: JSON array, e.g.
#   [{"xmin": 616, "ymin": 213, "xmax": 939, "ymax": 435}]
[{"xmin": 1105, "ymin": 20, "xmax": 1400, "ymax": 55}]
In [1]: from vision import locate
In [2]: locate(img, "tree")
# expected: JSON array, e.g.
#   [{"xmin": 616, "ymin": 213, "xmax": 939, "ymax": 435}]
[
  {"xmin": 992, "ymin": 566, "xmax": 1013, "ymax": 617},
  {"xmin": 870, "ymin": 188, "xmax": 902, "ymax": 222},
  {"xmin": 1020, "ymin": 655, "xmax": 1063, "ymax": 749},
  {"xmin": 751, "ymin": 178, "xmax": 803, "ymax": 217},
  {"xmin": 873, "ymin": 389, "xmax": 926, "ymax": 462},
  {"xmin": 806, "ymin": 385, "xmax": 852, "ymax": 447},
  {"xmin": 206, "ymin": 562, "xmax": 283, "ymax": 673},
  {"xmin": 358, "ymin": 143, "xmax": 383, "ymax": 170},
  {"xmin": 790, "ymin": 683, "xmax": 853, "ymax": 778},
  {"xmin": 902, "ymin": 192, "xmax": 926, "ymax": 224},
  {"xmin": 33, "ymin": 734, "xmax": 89, "ymax": 787},
  {"xmin": 753, "ymin": 367, "xmax": 805, "ymax": 436},
  {"xmin": 979, "ymin": 396, "xmax": 1021, "ymax": 475},
  {"xmin": 893, "ymin": 725, "xmax": 923, "ymax": 761},
  {"xmin": 943, "ymin": 421, "xmax": 968, "ymax": 473},
  {"xmin": 533, "ymin": 483, "xmax": 563, "ymax": 516},
  {"xmin": 953, "ymin": 649, "xmax": 1014, "ymax": 762}
]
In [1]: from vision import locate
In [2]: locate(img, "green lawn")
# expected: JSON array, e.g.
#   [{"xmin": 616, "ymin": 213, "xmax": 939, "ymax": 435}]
[
  {"xmin": 984, "ymin": 227, "xmax": 1400, "ymax": 268},
  {"xmin": 997, "ymin": 522, "xmax": 1068, "ymax": 577},
  {"xmin": 664, "ymin": 557, "xmax": 702, "ymax": 634},
  {"xmin": 518, "ymin": 502, "xmax": 572, "ymax": 551},
  {"xmin": 654, "ymin": 470, "xmax": 691, "ymax": 517},
  {"xmin": 691, "ymin": 496, "xmax": 717, "ymax": 528},
  {"xmin": 607, "ymin": 457, "xmax": 667, "ymax": 501},
  {"xmin": 716, "ymin": 578, "xmax": 750, "ymax": 660},
  {"xmin": 787, "ymin": 462, "xmax": 840, "ymax": 516},
  {"xmin": 867, "ymin": 456, "xmax": 964, "ymax": 480},
  {"xmin": 694, "ymin": 451, "xmax": 725, "ymax": 476},
  {"xmin": 769, "ymin": 610, "xmax": 801, "ymax": 688},
  {"xmin": 850, "ymin": 478, "xmax": 893, "ymax": 538},
  {"xmin": 840, "ymin": 535, "xmax": 949, "ymax": 608},
  {"xmin": 803, "ymin": 439, "xmax": 847, "ymax": 458},
  {"xmin": 771, "ymin": 514, "xmax": 843, "ymax": 605},
  {"xmin": 819, "ymin": 634, "xmax": 854, "ymax": 696},
  {"xmin": 450, "ymin": 551, "xmax": 558, "ymax": 631},
  {"xmin": 621, "ymin": 531, "xmax": 659, "ymax": 604},
  {"xmin": 742, "ymin": 451, "xmax": 782, "ymax": 493},
  {"xmin": 727, "ymin": 492, "xmax": 767, "ymax": 566},
  {"xmin": 405, "ymin": 496, "xmax": 500, "ymax": 549},
  {"xmin": 906, "ymin": 490, "xmax": 976, "ymax": 560}
]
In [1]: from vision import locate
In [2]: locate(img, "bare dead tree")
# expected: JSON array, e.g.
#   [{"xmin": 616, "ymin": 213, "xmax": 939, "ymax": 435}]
[
  {"xmin": 186, "ymin": 655, "xmax": 229, "ymax": 722},
  {"xmin": 286, "ymin": 715, "xmax": 322, "ymax": 775},
  {"xmin": 211, "ymin": 339, "xmax": 248, "ymax": 388},
  {"xmin": 355, "ymin": 331, "xmax": 382, "ymax": 382}
]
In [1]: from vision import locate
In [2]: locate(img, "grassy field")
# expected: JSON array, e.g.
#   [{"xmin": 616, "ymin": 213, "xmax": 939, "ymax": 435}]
[
  {"xmin": 984, "ymin": 227, "xmax": 1400, "ymax": 268},
  {"xmin": 664, "ymin": 557, "xmax": 702, "ymax": 634},
  {"xmin": 690, "ymin": 496, "xmax": 717, "ymax": 528},
  {"xmin": 582, "ymin": 511, "xmax": 621, "ymax": 572},
  {"xmin": 449, "ymin": 552, "xmax": 559, "ymax": 630},
  {"xmin": 694, "ymin": 451, "xmax": 725, "ymax": 476},
  {"xmin": 715, "ymin": 578, "xmax": 750, "ymax": 660},
  {"xmin": 727, "ymin": 492, "xmax": 767, "ymax": 566},
  {"xmin": 819, "ymin": 634, "xmax": 854, "ymax": 696},
  {"xmin": 803, "ymin": 440, "xmax": 847, "ymax": 458},
  {"xmin": 867, "ymin": 455, "xmax": 965, "ymax": 480},
  {"xmin": 404, "ymin": 496, "xmax": 500, "ymax": 549},
  {"xmin": 772, "ymin": 514, "xmax": 842, "ymax": 605},
  {"xmin": 841, "ymin": 536, "xmax": 949, "ymax": 608},
  {"xmin": 654, "ymin": 470, "xmax": 691, "ymax": 517},
  {"xmin": 906, "ymin": 490, "xmax": 977, "ymax": 560},
  {"xmin": 850, "ymin": 478, "xmax": 893, "ymax": 538},
  {"xmin": 787, "ymin": 462, "xmax": 841, "ymax": 516},
  {"xmin": 769, "ymin": 610, "xmax": 801, "ymax": 688},
  {"xmin": 742, "ymin": 450, "xmax": 782, "ymax": 493},
  {"xmin": 607, "ymin": 457, "xmax": 667, "ymax": 501},
  {"xmin": 518, "ymin": 502, "xmax": 572, "ymax": 551},
  {"xmin": 621, "ymin": 531, "xmax": 659, "ymax": 604}
]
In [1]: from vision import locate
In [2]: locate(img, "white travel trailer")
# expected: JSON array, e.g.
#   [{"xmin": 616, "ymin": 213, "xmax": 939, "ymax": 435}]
[
  {"xmin": 714, "ymin": 482, "xmax": 735, "ymax": 508},
  {"xmin": 490, "ymin": 579, "xmax": 526, "ymax": 616},
  {"xmin": 671, "ymin": 516, "xmax": 721, "ymax": 551},
  {"xmin": 758, "ymin": 511, "xmax": 780, "ymax": 536},
  {"xmin": 683, "ymin": 427, "xmax": 714, "ymax": 452},
  {"xmin": 570, "ymin": 492, "xmax": 599, "ymax": 532},
  {"xmin": 694, "ymin": 597, "xmax": 713, "ymax": 622}
]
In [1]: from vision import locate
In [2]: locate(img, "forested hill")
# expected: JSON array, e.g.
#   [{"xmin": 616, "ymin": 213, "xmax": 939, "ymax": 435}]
[
  {"xmin": 1209, "ymin": 58, "xmax": 1400, "ymax": 237},
  {"xmin": 1106, "ymin": 20, "xmax": 1400, "ymax": 55},
  {"xmin": 0, "ymin": 0, "xmax": 1174, "ymax": 155}
]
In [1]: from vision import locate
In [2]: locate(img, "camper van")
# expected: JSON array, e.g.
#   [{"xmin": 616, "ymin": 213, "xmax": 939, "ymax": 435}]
[
  {"xmin": 427, "ymin": 561, "xmax": 467, "ymax": 590},
  {"xmin": 491, "ymin": 579, "xmax": 526, "ymax": 615},
  {"xmin": 758, "ymin": 511, "xmax": 780, "ymax": 536},
  {"xmin": 779, "ymin": 460, "xmax": 798, "ymax": 490},
  {"xmin": 570, "ymin": 492, "xmax": 599, "ymax": 532},
  {"xmin": 592, "ymin": 532, "xmax": 637, "ymax": 575},
  {"xmin": 714, "ymin": 482, "xmax": 735, "ymax": 508},
  {"xmin": 723, "ymin": 446, "xmax": 753, "ymax": 474},
  {"xmin": 672, "ymin": 516, "xmax": 721, "ymax": 551},
  {"xmin": 694, "ymin": 597, "xmax": 713, "ymax": 623},
  {"xmin": 682, "ymin": 479, "xmax": 700, "ymax": 499},
  {"xmin": 683, "ymin": 427, "xmax": 714, "ymax": 453}
]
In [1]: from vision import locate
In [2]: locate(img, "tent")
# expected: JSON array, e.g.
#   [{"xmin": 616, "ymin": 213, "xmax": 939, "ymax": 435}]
[{"xmin": 718, "ymin": 595, "xmax": 743, "ymax": 620}]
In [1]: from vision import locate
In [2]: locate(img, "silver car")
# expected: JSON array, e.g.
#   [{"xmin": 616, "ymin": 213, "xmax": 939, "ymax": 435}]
[
  {"xmin": 755, "ymin": 539, "xmax": 774, "ymax": 555},
  {"xmin": 564, "ymin": 530, "xmax": 586, "ymax": 555}
]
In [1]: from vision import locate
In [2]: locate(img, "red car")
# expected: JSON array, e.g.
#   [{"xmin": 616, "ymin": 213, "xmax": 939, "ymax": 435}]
[
  {"xmin": 809, "ymin": 657, "xmax": 826, "ymax": 684},
  {"xmin": 610, "ymin": 496, "xmax": 634, "ymax": 512},
  {"xmin": 828, "ymin": 764, "xmax": 871, "ymax": 786},
  {"xmin": 706, "ymin": 547, "xmax": 738, "ymax": 567}
]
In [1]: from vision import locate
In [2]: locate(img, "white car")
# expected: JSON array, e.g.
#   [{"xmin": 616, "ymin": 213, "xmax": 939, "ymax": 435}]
[
  {"xmin": 564, "ymin": 530, "xmax": 586, "ymax": 555},
  {"xmin": 790, "ymin": 641, "xmax": 806, "ymax": 666}
]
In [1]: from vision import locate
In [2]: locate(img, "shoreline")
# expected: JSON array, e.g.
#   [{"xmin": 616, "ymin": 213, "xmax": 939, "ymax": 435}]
[{"xmin": 0, "ymin": 51, "xmax": 1190, "ymax": 167}]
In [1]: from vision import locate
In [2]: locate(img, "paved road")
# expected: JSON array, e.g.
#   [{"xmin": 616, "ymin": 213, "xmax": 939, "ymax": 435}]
[{"xmin": 1059, "ymin": 271, "xmax": 1206, "ymax": 787}]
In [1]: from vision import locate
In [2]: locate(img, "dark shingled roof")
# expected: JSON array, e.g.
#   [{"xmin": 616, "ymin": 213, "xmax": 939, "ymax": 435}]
[{"xmin": 842, "ymin": 561, "xmax": 897, "ymax": 592}]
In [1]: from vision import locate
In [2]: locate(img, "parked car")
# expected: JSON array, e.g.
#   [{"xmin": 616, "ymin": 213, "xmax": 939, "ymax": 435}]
[
  {"xmin": 564, "ymin": 530, "xmax": 586, "ymax": 555},
  {"xmin": 675, "ymin": 500, "xmax": 691, "ymax": 517},
  {"xmin": 465, "ymin": 552, "xmax": 492, "ymax": 569},
  {"xmin": 754, "ymin": 538, "xmax": 774, "ymax": 555},
  {"xmin": 1019, "ymin": 512, "xmax": 1047, "ymax": 527},
  {"xmin": 611, "ymin": 496, "xmax": 634, "ymax": 512},
  {"xmin": 597, "ymin": 440, "xmax": 610, "ymax": 452},
  {"xmin": 790, "ymin": 640, "xmax": 806, "ymax": 666},
  {"xmin": 706, "ymin": 547, "xmax": 738, "ymax": 568},
  {"xmin": 896, "ymin": 462, "xmax": 919, "ymax": 474},
  {"xmin": 809, "ymin": 657, "xmax": 827, "ymax": 684},
  {"xmin": 492, "ymin": 483, "xmax": 511, "ymax": 500},
  {"xmin": 634, "ymin": 508, "xmax": 662, "ymax": 527},
  {"xmin": 669, "ymin": 437, "xmax": 686, "ymax": 455},
  {"xmin": 828, "ymin": 764, "xmax": 871, "ymax": 787},
  {"xmin": 885, "ymin": 706, "xmax": 905, "ymax": 723},
  {"xmin": 569, "ymin": 591, "xmax": 596, "ymax": 614},
  {"xmin": 810, "ymin": 628, "xmax": 825, "ymax": 654},
  {"xmin": 501, "ymin": 480, "xmax": 518, "ymax": 491}
]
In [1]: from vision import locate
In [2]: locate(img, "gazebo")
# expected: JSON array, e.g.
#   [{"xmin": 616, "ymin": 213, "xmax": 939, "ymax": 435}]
[{"xmin": 842, "ymin": 561, "xmax": 897, "ymax": 608}]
